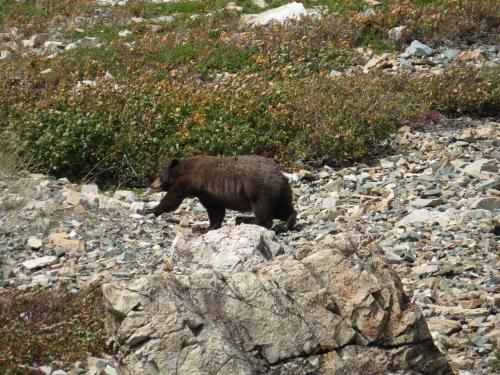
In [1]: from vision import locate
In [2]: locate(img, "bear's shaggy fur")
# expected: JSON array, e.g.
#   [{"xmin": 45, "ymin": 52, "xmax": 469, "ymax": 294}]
[{"xmin": 143, "ymin": 155, "xmax": 296, "ymax": 231}]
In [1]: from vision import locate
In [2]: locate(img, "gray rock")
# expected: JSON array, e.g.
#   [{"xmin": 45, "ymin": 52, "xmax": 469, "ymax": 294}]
[
  {"xmin": 329, "ymin": 69, "xmax": 342, "ymax": 77},
  {"xmin": 24, "ymin": 33, "xmax": 50, "ymax": 48},
  {"xmin": 66, "ymin": 190, "xmax": 83, "ymax": 205},
  {"xmin": 442, "ymin": 48, "xmax": 460, "ymax": 61},
  {"xmin": 411, "ymin": 198, "xmax": 443, "ymax": 208},
  {"xmin": 22, "ymin": 256, "xmax": 58, "ymax": 270},
  {"xmin": 463, "ymin": 158, "xmax": 498, "ymax": 177},
  {"xmin": 103, "ymin": 241, "xmax": 451, "ymax": 374},
  {"xmin": 321, "ymin": 197, "xmax": 337, "ymax": 210},
  {"xmin": 38, "ymin": 365, "xmax": 52, "ymax": 375},
  {"xmin": 471, "ymin": 197, "xmax": 500, "ymax": 211},
  {"xmin": 388, "ymin": 25, "xmax": 406, "ymax": 41},
  {"xmin": 113, "ymin": 190, "xmax": 138, "ymax": 202},
  {"xmin": 81, "ymin": 184, "xmax": 99, "ymax": 195},
  {"xmin": 413, "ymin": 263, "xmax": 439, "ymax": 276},
  {"xmin": 0, "ymin": 50, "xmax": 11, "ymax": 60},
  {"xmin": 0, "ymin": 33, "xmax": 10, "ymax": 42},
  {"xmin": 405, "ymin": 40, "xmax": 433, "ymax": 58},
  {"xmin": 396, "ymin": 209, "xmax": 453, "ymax": 227},
  {"xmin": 27, "ymin": 236, "xmax": 43, "ymax": 249}
]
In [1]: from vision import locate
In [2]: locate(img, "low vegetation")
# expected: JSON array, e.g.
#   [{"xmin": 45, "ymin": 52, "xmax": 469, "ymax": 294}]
[
  {"xmin": 0, "ymin": 284, "xmax": 107, "ymax": 374},
  {"xmin": 0, "ymin": 0, "xmax": 498, "ymax": 187}
]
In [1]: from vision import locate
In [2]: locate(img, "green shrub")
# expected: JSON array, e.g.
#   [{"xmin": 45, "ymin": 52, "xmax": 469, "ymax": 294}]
[
  {"xmin": 0, "ymin": 284, "xmax": 106, "ymax": 373},
  {"xmin": 3, "ymin": 66, "xmax": 497, "ymax": 186}
]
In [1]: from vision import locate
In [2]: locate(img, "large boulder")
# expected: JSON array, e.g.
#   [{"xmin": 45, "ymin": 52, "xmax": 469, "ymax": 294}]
[{"xmin": 103, "ymin": 225, "xmax": 451, "ymax": 374}]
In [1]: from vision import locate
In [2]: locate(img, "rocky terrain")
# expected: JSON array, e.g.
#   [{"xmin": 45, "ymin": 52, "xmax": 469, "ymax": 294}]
[
  {"xmin": 1, "ymin": 1, "xmax": 499, "ymax": 374},
  {"xmin": 1, "ymin": 118, "xmax": 498, "ymax": 374},
  {"xmin": 1, "ymin": 2, "xmax": 498, "ymax": 77}
]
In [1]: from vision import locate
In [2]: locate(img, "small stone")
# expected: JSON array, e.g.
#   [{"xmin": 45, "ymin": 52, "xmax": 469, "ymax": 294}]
[
  {"xmin": 66, "ymin": 191, "xmax": 83, "ymax": 205},
  {"xmin": 471, "ymin": 197, "xmax": 500, "ymax": 211},
  {"xmin": 149, "ymin": 25, "xmax": 164, "ymax": 33},
  {"xmin": 24, "ymin": 33, "xmax": 50, "ymax": 48},
  {"xmin": 117, "ymin": 252, "xmax": 133, "ymax": 263},
  {"xmin": 454, "ymin": 49, "xmax": 488, "ymax": 64},
  {"xmin": 119, "ymin": 30, "xmax": 132, "ymax": 37},
  {"xmin": 329, "ymin": 69, "xmax": 342, "ymax": 77},
  {"xmin": 27, "ymin": 236, "xmax": 43, "ymax": 250},
  {"xmin": 427, "ymin": 318, "xmax": 461, "ymax": 336},
  {"xmin": 388, "ymin": 25, "xmax": 406, "ymax": 41},
  {"xmin": 463, "ymin": 159, "xmax": 498, "ymax": 178},
  {"xmin": 52, "ymin": 370, "xmax": 67, "ymax": 375},
  {"xmin": 411, "ymin": 198, "xmax": 443, "ymax": 208},
  {"xmin": 130, "ymin": 201, "xmax": 145, "ymax": 212},
  {"xmin": 104, "ymin": 365, "xmax": 118, "ymax": 375},
  {"xmin": 38, "ymin": 365, "xmax": 53, "ymax": 375},
  {"xmin": 49, "ymin": 232, "xmax": 85, "ymax": 252},
  {"xmin": 442, "ymin": 48, "xmax": 460, "ymax": 61},
  {"xmin": 459, "ymin": 298, "xmax": 485, "ymax": 309},
  {"xmin": 412, "ymin": 263, "xmax": 439, "ymax": 275},
  {"xmin": 81, "ymin": 184, "xmax": 99, "ymax": 195},
  {"xmin": 298, "ymin": 170, "xmax": 316, "ymax": 181},
  {"xmin": 32, "ymin": 274, "xmax": 51, "ymax": 287},
  {"xmin": 321, "ymin": 197, "xmax": 337, "ymax": 210},
  {"xmin": 0, "ymin": 50, "xmax": 11, "ymax": 60},
  {"xmin": 0, "ymin": 33, "xmax": 10, "ymax": 42},
  {"xmin": 114, "ymin": 190, "xmax": 138, "ymax": 202},
  {"xmin": 405, "ymin": 40, "xmax": 433, "ymax": 58},
  {"xmin": 396, "ymin": 209, "xmax": 452, "ymax": 227},
  {"xmin": 225, "ymin": 2, "xmax": 243, "ymax": 12},
  {"xmin": 22, "ymin": 256, "xmax": 58, "ymax": 270}
]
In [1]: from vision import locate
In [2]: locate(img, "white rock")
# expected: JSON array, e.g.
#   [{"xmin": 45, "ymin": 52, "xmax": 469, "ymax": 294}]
[
  {"xmin": 396, "ymin": 209, "xmax": 452, "ymax": 227},
  {"xmin": 22, "ymin": 256, "xmax": 58, "ymax": 270},
  {"xmin": 0, "ymin": 50, "xmax": 11, "ymax": 60},
  {"xmin": 32, "ymin": 274, "xmax": 51, "ymax": 287},
  {"xmin": 27, "ymin": 236, "xmax": 43, "ymax": 249},
  {"xmin": 114, "ymin": 190, "xmax": 138, "ymax": 202},
  {"xmin": 130, "ymin": 201, "xmax": 144, "ymax": 212},
  {"xmin": 81, "ymin": 184, "xmax": 99, "ymax": 195},
  {"xmin": 388, "ymin": 26, "xmax": 406, "ymax": 41},
  {"xmin": 412, "ymin": 263, "xmax": 439, "ymax": 275},
  {"xmin": 119, "ymin": 30, "xmax": 132, "ymax": 37},
  {"xmin": 66, "ymin": 190, "xmax": 83, "ymax": 205},
  {"xmin": 321, "ymin": 197, "xmax": 337, "ymax": 210},
  {"xmin": 246, "ymin": 2, "xmax": 319, "ymax": 27},
  {"xmin": 38, "ymin": 365, "xmax": 52, "ymax": 375}
]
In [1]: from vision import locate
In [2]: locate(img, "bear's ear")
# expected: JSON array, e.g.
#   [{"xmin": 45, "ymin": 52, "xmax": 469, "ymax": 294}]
[{"xmin": 170, "ymin": 158, "xmax": 180, "ymax": 168}]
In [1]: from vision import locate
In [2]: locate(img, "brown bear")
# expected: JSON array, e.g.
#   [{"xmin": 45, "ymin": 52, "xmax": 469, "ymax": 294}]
[{"xmin": 142, "ymin": 155, "xmax": 296, "ymax": 231}]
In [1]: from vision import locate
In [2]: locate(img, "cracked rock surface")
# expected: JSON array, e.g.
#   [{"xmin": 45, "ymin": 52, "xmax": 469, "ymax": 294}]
[{"xmin": 103, "ymin": 225, "xmax": 451, "ymax": 374}]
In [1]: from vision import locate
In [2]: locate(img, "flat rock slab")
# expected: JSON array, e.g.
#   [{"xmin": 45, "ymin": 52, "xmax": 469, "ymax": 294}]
[
  {"xmin": 103, "ymin": 229, "xmax": 451, "ymax": 374},
  {"xmin": 22, "ymin": 256, "xmax": 58, "ymax": 270}
]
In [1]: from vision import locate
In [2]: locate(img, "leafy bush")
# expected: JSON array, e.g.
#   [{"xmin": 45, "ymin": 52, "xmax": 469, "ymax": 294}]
[
  {"xmin": 0, "ymin": 284, "xmax": 106, "ymax": 373},
  {"xmin": 2, "ymin": 66, "xmax": 498, "ymax": 186}
]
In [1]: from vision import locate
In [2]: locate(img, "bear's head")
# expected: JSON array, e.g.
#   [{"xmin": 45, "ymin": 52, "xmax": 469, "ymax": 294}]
[{"xmin": 151, "ymin": 158, "xmax": 179, "ymax": 191}]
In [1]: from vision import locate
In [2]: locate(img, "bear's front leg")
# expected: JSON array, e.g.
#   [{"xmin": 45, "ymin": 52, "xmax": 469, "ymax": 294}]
[{"xmin": 142, "ymin": 190, "xmax": 184, "ymax": 216}]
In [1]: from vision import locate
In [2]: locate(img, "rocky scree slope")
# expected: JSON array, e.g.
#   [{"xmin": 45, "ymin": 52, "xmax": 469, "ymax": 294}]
[{"xmin": 0, "ymin": 119, "xmax": 499, "ymax": 374}]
